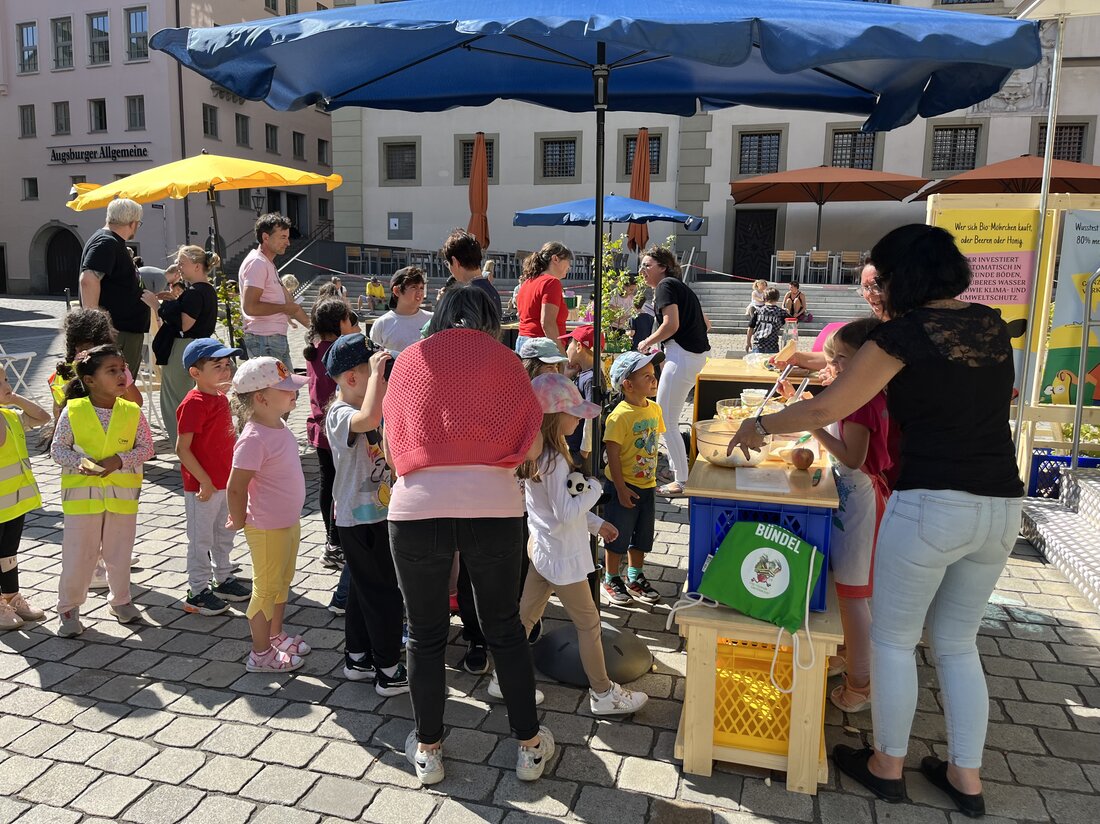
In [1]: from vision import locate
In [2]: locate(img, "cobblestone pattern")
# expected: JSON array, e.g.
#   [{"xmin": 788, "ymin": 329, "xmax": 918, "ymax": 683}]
[{"xmin": 0, "ymin": 297, "xmax": 1098, "ymax": 823}]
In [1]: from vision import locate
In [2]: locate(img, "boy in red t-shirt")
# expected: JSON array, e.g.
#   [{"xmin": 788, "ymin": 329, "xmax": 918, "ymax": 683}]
[{"xmin": 176, "ymin": 339, "xmax": 252, "ymax": 615}]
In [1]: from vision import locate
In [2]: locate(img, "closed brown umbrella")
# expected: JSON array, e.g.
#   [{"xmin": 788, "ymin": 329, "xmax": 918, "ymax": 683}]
[
  {"xmin": 730, "ymin": 164, "xmax": 929, "ymax": 247},
  {"xmin": 914, "ymin": 155, "xmax": 1100, "ymax": 199},
  {"xmin": 467, "ymin": 131, "xmax": 490, "ymax": 249},
  {"xmin": 627, "ymin": 128, "xmax": 651, "ymax": 253}
]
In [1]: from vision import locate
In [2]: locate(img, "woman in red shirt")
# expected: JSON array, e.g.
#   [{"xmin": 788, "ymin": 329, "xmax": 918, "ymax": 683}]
[{"xmin": 516, "ymin": 242, "xmax": 572, "ymax": 354}]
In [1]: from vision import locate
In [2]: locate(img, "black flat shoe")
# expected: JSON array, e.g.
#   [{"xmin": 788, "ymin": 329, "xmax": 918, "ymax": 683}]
[
  {"xmin": 920, "ymin": 756, "xmax": 985, "ymax": 818},
  {"xmin": 832, "ymin": 745, "xmax": 906, "ymax": 803}
]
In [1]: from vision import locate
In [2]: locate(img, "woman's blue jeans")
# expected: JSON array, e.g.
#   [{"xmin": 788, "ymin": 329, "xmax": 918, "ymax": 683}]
[{"xmin": 870, "ymin": 488, "xmax": 1023, "ymax": 768}]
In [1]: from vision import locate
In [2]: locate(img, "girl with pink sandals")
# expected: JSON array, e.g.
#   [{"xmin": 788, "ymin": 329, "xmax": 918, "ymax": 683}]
[{"xmin": 226, "ymin": 357, "xmax": 312, "ymax": 672}]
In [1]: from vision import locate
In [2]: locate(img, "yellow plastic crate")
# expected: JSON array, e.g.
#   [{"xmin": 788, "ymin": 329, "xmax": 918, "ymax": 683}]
[{"xmin": 713, "ymin": 637, "xmax": 826, "ymax": 757}]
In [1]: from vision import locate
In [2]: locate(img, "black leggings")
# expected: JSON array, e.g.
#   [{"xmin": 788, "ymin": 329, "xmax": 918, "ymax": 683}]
[
  {"xmin": 0, "ymin": 514, "xmax": 26, "ymax": 594},
  {"xmin": 456, "ymin": 515, "xmax": 530, "ymax": 644},
  {"xmin": 339, "ymin": 521, "xmax": 404, "ymax": 670},
  {"xmin": 316, "ymin": 446, "xmax": 340, "ymax": 547},
  {"xmin": 390, "ymin": 516, "xmax": 538, "ymax": 745}
]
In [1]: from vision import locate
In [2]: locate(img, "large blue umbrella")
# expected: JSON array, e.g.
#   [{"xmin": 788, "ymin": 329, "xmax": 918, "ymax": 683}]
[{"xmin": 514, "ymin": 195, "xmax": 703, "ymax": 230}]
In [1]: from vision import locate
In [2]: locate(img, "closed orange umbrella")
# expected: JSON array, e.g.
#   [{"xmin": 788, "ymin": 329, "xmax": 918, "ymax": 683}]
[
  {"xmin": 627, "ymin": 128, "xmax": 651, "ymax": 253},
  {"xmin": 467, "ymin": 132, "xmax": 490, "ymax": 249}
]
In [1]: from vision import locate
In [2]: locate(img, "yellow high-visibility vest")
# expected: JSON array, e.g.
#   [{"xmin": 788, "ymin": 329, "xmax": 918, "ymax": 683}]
[
  {"xmin": 0, "ymin": 408, "xmax": 41, "ymax": 523},
  {"xmin": 60, "ymin": 397, "xmax": 142, "ymax": 516}
]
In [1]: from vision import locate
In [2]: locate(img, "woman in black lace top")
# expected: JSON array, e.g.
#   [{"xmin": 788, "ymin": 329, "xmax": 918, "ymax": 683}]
[{"xmin": 730, "ymin": 224, "xmax": 1023, "ymax": 817}]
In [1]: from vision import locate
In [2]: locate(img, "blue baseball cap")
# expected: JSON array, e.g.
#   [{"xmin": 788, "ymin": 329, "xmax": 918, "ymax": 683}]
[
  {"xmin": 323, "ymin": 332, "xmax": 377, "ymax": 378},
  {"xmin": 609, "ymin": 350, "xmax": 664, "ymax": 392},
  {"xmin": 182, "ymin": 338, "xmax": 242, "ymax": 370}
]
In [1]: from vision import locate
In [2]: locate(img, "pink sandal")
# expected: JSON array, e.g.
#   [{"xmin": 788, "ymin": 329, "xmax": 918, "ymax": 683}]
[
  {"xmin": 271, "ymin": 632, "xmax": 311, "ymax": 656},
  {"xmin": 247, "ymin": 646, "xmax": 303, "ymax": 673}
]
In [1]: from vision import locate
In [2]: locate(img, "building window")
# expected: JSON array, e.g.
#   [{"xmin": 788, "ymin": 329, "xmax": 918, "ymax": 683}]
[
  {"xmin": 202, "ymin": 104, "xmax": 219, "ymax": 139},
  {"xmin": 286, "ymin": 0, "xmax": 299, "ymax": 13},
  {"xmin": 238, "ymin": 189, "xmax": 252, "ymax": 210},
  {"xmin": 293, "ymin": 131, "xmax": 306, "ymax": 160},
  {"xmin": 18, "ymin": 106, "xmax": 36, "ymax": 139},
  {"xmin": 236, "ymin": 114, "xmax": 250, "ymax": 146},
  {"xmin": 89, "ymin": 98, "xmax": 108, "ymax": 132},
  {"xmin": 17, "ymin": 23, "xmax": 39, "ymax": 73},
  {"xmin": 88, "ymin": 13, "xmax": 110, "ymax": 65},
  {"xmin": 22, "ymin": 178, "xmax": 39, "ymax": 201},
  {"xmin": 830, "ymin": 129, "xmax": 876, "ymax": 170},
  {"xmin": 623, "ymin": 134, "xmax": 661, "ymax": 177},
  {"xmin": 459, "ymin": 137, "xmax": 496, "ymax": 180},
  {"xmin": 52, "ymin": 18, "xmax": 73, "ymax": 69},
  {"xmin": 318, "ymin": 138, "xmax": 330, "ymax": 166},
  {"xmin": 1037, "ymin": 123, "xmax": 1087, "ymax": 163},
  {"xmin": 384, "ymin": 142, "xmax": 418, "ymax": 181},
  {"xmin": 738, "ymin": 132, "xmax": 781, "ymax": 175},
  {"xmin": 318, "ymin": 197, "xmax": 330, "ymax": 220},
  {"xmin": 930, "ymin": 125, "xmax": 980, "ymax": 172},
  {"xmin": 265, "ymin": 0, "xmax": 278, "ymax": 11},
  {"xmin": 71, "ymin": 175, "xmax": 87, "ymax": 186},
  {"xmin": 54, "ymin": 102, "xmax": 71, "ymax": 135},
  {"xmin": 265, "ymin": 123, "xmax": 279, "ymax": 153},
  {"xmin": 126, "ymin": 95, "xmax": 145, "ymax": 130},
  {"xmin": 541, "ymin": 138, "xmax": 577, "ymax": 179},
  {"xmin": 126, "ymin": 7, "xmax": 148, "ymax": 60}
]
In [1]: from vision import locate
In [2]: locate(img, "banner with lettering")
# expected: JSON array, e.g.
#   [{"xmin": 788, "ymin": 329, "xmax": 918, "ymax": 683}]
[
  {"xmin": 933, "ymin": 209, "xmax": 1041, "ymax": 389},
  {"xmin": 1039, "ymin": 210, "xmax": 1100, "ymax": 407}
]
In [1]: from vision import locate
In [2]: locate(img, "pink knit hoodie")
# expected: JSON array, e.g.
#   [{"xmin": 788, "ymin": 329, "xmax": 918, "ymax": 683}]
[{"xmin": 383, "ymin": 329, "xmax": 542, "ymax": 477}]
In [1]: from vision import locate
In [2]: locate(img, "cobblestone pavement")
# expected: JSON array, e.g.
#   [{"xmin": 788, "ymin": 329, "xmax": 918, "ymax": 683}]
[{"xmin": 1, "ymin": 296, "xmax": 1098, "ymax": 823}]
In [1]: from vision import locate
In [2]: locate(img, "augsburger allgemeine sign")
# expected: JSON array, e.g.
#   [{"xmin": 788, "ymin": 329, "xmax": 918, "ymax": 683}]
[{"xmin": 48, "ymin": 142, "xmax": 152, "ymax": 165}]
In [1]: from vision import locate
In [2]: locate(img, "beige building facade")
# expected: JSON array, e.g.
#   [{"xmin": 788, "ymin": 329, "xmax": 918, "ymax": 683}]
[
  {"xmin": 0, "ymin": 0, "xmax": 334, "ymax": 295},
  {"xmin": 333, "ymin": 0, "xmax": 1100, "ymax": 280}
]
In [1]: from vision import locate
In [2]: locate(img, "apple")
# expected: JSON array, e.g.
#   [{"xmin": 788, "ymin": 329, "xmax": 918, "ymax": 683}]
[{"xmin": 791, "ymin": 448, "xmax": 815, "ymax": 471}]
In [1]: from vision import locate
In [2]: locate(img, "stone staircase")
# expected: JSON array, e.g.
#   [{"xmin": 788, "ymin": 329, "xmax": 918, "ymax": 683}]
[
  {"xmin": 688, "ymin": 281, "xmax": 872, "ymax": 336},
  {"xmin": 1022, "ymin": 467, "xmax": 1100, "ymax": 611}
]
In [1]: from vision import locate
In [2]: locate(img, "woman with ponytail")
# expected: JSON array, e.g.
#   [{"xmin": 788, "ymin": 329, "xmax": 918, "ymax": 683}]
[
  {"xmin": 157, "ymin": 245, "xmax": 221, "ymax": 442},
  {"xmin": 516, "ymin": 242, "xmax": 572, "ymax": 355}
]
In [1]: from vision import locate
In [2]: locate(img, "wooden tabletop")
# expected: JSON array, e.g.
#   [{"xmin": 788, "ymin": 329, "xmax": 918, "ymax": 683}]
[
  {"xmin": 685, "ymin": 454, "xmax": 839, "ymax": 509},
  {"xmin": 697, "ymin": 358, "xmax": 823, "ymax": 385},
  {"xmin": 675, "ymin": 577, "xmax": 844, "ymax": 642}
]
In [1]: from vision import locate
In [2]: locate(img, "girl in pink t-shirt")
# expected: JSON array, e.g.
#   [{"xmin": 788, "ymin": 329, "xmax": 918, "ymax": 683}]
[
  {"xmin": 811, "ymin": 318, "xmax": 891, "ymax": 714},
  {"xmin": 226, "ymin": 357, "xmax": 310, "ymax": 673}
]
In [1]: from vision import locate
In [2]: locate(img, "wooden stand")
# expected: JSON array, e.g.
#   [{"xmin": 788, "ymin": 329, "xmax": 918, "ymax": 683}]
[{"xmin": 673, "ymin": 587, "xmax": 843, "ymax": 794}]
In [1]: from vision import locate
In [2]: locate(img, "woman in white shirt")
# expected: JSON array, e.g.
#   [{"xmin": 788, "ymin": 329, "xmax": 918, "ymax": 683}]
[{"xmin": 368, "ymin": 267, "xmax": 432, "ymax": 354}]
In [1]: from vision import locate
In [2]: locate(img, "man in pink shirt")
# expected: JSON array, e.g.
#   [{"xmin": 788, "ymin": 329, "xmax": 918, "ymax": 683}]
[{"xmin": 238, "ymin": 214, "xmax": 310, "ymax": 367}]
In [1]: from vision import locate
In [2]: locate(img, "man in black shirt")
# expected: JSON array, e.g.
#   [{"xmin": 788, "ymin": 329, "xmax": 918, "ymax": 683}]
[{"xmin": 79, "ymin": 198, "xmax": 159, "ymax": 375}]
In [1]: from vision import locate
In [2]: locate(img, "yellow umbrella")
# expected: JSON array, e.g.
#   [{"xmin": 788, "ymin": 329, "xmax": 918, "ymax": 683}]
[{"xmin": 66, "ymin": 151, "xmax": 341, "ymax": 211}]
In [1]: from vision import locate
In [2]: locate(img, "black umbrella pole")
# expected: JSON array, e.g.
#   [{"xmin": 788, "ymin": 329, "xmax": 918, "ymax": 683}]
[
  {"xmin": 590, "ymin": 47, "xmax": 607, "ymax": 605},
  {"xmin": 207, "ymin": 187, "xmax": 235, "ymax": 347}
]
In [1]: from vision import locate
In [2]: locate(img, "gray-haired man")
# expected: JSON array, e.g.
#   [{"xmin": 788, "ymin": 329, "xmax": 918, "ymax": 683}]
[{"xmin": 79, "ymin": 198, "xmax": 159, "ymax": 375}]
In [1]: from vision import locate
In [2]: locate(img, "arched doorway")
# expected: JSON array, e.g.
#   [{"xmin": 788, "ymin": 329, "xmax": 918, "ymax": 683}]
[{"xmin": 46, "ymin": 230, "xmax": 83, "ymax": 295}]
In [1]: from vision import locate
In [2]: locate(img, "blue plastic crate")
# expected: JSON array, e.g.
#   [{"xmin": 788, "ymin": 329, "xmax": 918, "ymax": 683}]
[
  {"xmin": 689, "ymin": 496, "xmax": 831, "ymax": 612},
  {"xmin": 1028, "ymin": 449, "xmax": 1100, "ymax": 498}
]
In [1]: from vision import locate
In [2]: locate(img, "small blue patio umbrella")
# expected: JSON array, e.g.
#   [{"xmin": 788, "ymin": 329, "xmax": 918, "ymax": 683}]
[
  {"xmin": 513, "ymin": 195, "xmax": 703, "ymax": 231},
  {"xmin": 152, "ymin": 0, "xmax": 1040, "ymax": 685}
]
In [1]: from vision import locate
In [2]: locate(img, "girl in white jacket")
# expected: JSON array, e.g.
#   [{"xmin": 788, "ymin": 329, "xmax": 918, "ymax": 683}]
[{"xmin": 508, "ymin": 373, "xmax": 648, "ymax": 717}]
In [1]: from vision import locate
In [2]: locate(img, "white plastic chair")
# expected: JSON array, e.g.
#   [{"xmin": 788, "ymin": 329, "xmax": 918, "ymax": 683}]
[{"xmin": 0, "ymin": 343, "xmax": 35, "ymax": 397}]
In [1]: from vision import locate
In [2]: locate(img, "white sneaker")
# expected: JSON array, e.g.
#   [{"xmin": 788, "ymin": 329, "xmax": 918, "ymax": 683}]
[
  {"xmin": 89, "ymin": 568, "xmax": 110, "ymax": 590},
  {"xmin": 516, "ymin": 726, "xmax": 555, "ymax": 782},
  {"xmin": 590, "ymin": 682, "xmax": 649, "ymax": 716},
  {"xmin": 404, "ymin": 731, "xmax": 445, "ymax": 785},
  {"xmin": 488, "ymin": 670, "xmax": 545, "ymax": 706}
]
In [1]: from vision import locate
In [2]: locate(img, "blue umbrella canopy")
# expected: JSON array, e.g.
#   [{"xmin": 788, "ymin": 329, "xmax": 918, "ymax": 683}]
[
  {"xmin": 151, "ymin": 0, "xmax": 1040, "ymax": 132},
  {"xmin": 514, "ymin": 196, "xmax": 703, "ymax": 230}
]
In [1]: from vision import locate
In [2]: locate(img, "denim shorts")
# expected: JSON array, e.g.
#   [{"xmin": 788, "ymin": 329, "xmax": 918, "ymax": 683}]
[
  {"xmin": 243, "ymin": 333, "xmax": 292, "ymax": 369},
  {"xmin": 601, "ymin": 480, "xmax": 655, "ymax": 554}
]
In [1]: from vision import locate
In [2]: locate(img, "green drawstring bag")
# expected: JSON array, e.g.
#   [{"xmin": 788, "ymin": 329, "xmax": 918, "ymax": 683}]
[
  {"xmin": 698, "ymin": 521, "xmax": 823, "ymax": 633},
  {"xmin": 667, "ymin": 521, "xmax": 824, "ymax": 694}
]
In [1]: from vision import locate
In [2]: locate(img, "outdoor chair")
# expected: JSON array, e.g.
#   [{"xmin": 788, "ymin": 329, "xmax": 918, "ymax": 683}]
[
  {"xmin": 774, "ymin": 250, "xmax": 797, "ymax": 280},
  {"xmin": 838, "ymin": 251, "xmax": 863, "ymax": 284},
  {"xmin": 805, "ymin": 250, "xmax": 831, "ymax": 284},
  {"xmin": 345, "ymin": 246, "xmax": 364, "ymax": 276},
  {"xmin": 0, "ymin": 343, "xmax": 35, "ymax": 398}
]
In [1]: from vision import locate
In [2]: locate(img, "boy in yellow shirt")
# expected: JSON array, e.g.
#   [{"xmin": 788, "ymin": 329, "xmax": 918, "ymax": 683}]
[{"xmin": 602, "ymin": 351, "xmax": 665, "ymax": 605}]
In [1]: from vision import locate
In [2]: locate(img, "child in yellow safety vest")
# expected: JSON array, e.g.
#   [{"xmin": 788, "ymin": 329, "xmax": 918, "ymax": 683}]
[
  {"xmin": 0, "ymin": 371, "xmax": 51, "ymax": 630},
  {"xmin": 50, "ymin": 345, "xmax": 154, "ymax": 638}
]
